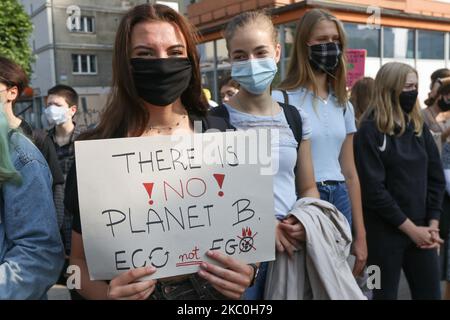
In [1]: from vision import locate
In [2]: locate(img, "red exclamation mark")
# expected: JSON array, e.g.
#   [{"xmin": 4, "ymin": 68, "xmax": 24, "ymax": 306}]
[
  {"xmin": 213, "ymin": 174, "xmax": 225, "ymax": 197},
  {"xmin": 143, "ymin": 183, "xmax": 154, "ymax": 205}
]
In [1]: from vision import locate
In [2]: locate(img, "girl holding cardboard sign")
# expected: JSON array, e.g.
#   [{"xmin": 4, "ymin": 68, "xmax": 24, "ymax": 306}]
[{"xmin": 67, "ymin": 4, "xmax": 257, "ymax": 300}]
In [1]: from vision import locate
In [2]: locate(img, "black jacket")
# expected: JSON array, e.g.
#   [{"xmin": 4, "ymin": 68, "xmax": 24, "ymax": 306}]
[{"xmin": 354, "ymin": 117, "xmax": 445, "ymax": 227}]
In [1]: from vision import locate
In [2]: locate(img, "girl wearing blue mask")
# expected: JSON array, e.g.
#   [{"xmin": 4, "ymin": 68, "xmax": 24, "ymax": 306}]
[
  {"xmin": 211, "ymin": 11, "xmax": 320, "ymax": 300},
  {"xmin": 273, "ymin": 9, "xmax": 368, "ymax": 280}
]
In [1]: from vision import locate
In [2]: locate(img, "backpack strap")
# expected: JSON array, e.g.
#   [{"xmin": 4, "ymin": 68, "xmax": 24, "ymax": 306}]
[
  {"xmin": 280, "ymin": 90, "xmax": 303, "ymax": 148},
  {"xmin": 281, "ymin": 90, "xmax": 289, "ymax": 107},
  {"xmin": 192, "ymin": 111, "xmax": 235, "ymax": 132},
  {"xmin": 279, "ymin": 103, "xmax": 303, "ymax": 148},
  {"xmin": 279, "ymin": 91, "xmax": 303, "ymax": 198},
  {"xmin": 203, "ymin": 115, "xmax": 235, "ymax": 132},
  {"xmin": 208, "ymin": 105, "xmax": 230, "ymax": 122}
]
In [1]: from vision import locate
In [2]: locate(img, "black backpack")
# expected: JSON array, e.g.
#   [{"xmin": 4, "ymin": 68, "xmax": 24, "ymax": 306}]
[{"xmin": 190, "ymin": 114, "xmax": 235, "ymax": 132}]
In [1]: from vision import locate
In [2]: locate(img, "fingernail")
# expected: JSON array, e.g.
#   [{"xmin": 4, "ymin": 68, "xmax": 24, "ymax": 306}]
[
  {"xmin": 147, "ymin": 266, "xmax": 156, "ymax": 272},
  {"xmin": 201, "ymin": 263, "xmax": 208, "ymax": 269},
  {"xmin": 207, "ymin": 250, "xmax": 214, "ymax": 257}
]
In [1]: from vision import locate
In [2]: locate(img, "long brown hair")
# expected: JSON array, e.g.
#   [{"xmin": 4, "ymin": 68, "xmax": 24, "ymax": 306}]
[
  {"xmin": 438, "ymin": 77, "xmax": 450, "ymax": 96},
  {"xmin": 278, "ymin": 9, "xmax": 348, "ymax": 106},
  {"xmin": 362, "ymin": 62, "xmax": 423, "ymax": 136},
  {"xmin": 85, "ymin": 4, "xmax": 207, "ymax": 139},
  {"xmin": 350, "ymin": 77, "xmax": 374, "ymax": 122}
]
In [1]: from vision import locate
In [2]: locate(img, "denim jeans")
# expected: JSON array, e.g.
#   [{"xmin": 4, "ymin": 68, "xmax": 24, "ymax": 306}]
[
  {"xmin": 317, "ymin": 182, "xmax": 352, "ymax": 226},
  {"xmin": 149, "ymin": 274, "xmax": 226, "ymax": 300},
  {"xmin": 243, "ymin": 261, "xmax": 268, "ymax": 300}
]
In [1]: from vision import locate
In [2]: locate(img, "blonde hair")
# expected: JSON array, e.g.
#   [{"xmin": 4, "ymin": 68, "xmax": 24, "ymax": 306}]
[
  {"xmin": 223, "ymin": 11, "xmax": 277, "ymax": 51},
  {"xmin": 278, "ymin": 9, "xmax": 348, "ymax": 106},
  {"xmin": 362, "ymin": 62, "xmax": 423, "ymax": 136}
]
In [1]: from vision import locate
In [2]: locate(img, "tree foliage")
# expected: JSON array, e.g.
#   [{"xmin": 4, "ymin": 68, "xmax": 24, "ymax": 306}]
[{"xmin": 0, "ymin": 0, "xmax": 34, "ymax": 75}]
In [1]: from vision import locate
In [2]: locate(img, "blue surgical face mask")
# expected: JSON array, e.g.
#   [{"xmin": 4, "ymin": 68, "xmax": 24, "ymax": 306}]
[
  {"xmin": 44, "ymin": 104, "xmax": 68, "ymax": 126},
  {"xmin": 231, "ymin": 58, "xmax": 278, "ymax": 95}
]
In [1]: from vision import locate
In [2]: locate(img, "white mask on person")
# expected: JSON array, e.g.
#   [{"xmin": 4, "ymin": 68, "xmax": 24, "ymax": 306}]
[{"xmin": 44, "ymin": 105, "xmax": 69, "ymax": 126}]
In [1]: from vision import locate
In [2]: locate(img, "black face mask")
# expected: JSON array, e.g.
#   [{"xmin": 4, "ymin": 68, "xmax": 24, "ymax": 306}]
[
  {"xmin": 308, "ymin": 42, "xmax": 342, "ymax": 73},
  {"xmin": 399, "ymin": 90, "xmax": 418, "ymax": 114},
  {"xmin": 438, "ymin": 98, "xmax": 450, "ymax": 112},
  {"xmin": 131, "ymin": 58, "xmax": 192, "ymax": 106}
]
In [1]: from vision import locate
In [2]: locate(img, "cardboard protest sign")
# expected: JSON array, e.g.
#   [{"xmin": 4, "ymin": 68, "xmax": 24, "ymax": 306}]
[
  {"xmin": 75, "ymin": 130, "xmax": 275, "ymax": 280},
  {"xmin": 346, "ymin": 49, "xmax": 366, "ymax": 89}
]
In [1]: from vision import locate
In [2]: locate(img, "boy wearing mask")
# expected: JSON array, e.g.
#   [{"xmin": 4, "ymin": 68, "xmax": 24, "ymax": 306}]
[{"xmin": 44, "ymin": 85, "xmax": 84, "ymax": 270}]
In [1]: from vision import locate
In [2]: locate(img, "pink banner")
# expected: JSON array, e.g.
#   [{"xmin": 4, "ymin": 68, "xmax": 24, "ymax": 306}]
[{"xmin": 346, "ymin": 49, "xmax": 366, "ymax": 89}]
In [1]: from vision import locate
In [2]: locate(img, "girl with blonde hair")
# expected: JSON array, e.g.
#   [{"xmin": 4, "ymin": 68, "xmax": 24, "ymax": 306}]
[
  {"xmin": 354, "ymin": 62, "xmax": 445, "ymax": 299},
  {"xmin": 272, "ymin": 8, "xmax": 367, "ymax": 277}
]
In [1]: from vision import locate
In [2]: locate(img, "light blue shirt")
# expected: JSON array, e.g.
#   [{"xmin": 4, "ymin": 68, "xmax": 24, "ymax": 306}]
[
  {"xmin": 272, "ymin": 88, "xmax": 357, "ymax": 182},
  {"xmin": 223, "ymin": 103, "xmax": 311, "ymax": 219}
]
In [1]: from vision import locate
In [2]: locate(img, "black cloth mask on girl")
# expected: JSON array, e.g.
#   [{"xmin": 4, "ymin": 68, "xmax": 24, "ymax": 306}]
[
  {"xmin": 131, "ymin": 58, "xmax": 192, "ymax": 106},
  {"xmin": 308, "ymin": 42, "xmax": 342, "ymax": 73},
  {"xmin": 399, "ymin": 90, "xmax": 418, "ymax": 114}
]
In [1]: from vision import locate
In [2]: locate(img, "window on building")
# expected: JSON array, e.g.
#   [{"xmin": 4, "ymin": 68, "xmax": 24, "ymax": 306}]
[
  {"xmin": 216, "ymin": 39, "xmax": 229, "ymax": 68},
  {"xmin": 383, "ymin": 27, "xmax": 415, "ymax": 59},
  {"xmin": 344, "ymin": 23, "xmax": 380, "ymax": 57},
  {"xmin": 81, "ymin": 97, "xmax": 89, "ymax": 114},
  {"xmin": 198, "ymin": 41, "xmax": 215, "ymax": 70},
  {"xmin": 72, "ymin": 54, "xmax": 97, "ymax": 74},
  {"xmin": 71, "ymin": 16, "xmax": 95, "ymax": 33},
  {"xmin": 418, "ymin": 30, "xmax": 444, "ymax": 59}
]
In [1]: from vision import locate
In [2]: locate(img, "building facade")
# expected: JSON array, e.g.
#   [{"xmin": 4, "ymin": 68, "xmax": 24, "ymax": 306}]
[
  {"xmin": 188, "ymin": 0, "xmax": 450, "ymax": 104},
  {"xmin": 19, "ymin": 0, "xmax": 187, "ymax": 128}
]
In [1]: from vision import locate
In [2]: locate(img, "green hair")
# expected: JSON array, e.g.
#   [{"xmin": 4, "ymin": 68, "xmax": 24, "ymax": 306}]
[{"xmin": 0, "ymin": 102, "xmax": 21, "ymax": 186}]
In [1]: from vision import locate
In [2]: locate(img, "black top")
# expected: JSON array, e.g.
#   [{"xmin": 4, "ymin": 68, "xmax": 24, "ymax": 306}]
[
  {"xmin": 354, "ymin": 117, "xmax": 445, "ymax": 227},
  {"xmin": 19, "ymin": 120, "xmax": 65, "ymax": 186},
  {"xmin": 67, "ymin": 115, "xmax": 235, "ymax": 234}
]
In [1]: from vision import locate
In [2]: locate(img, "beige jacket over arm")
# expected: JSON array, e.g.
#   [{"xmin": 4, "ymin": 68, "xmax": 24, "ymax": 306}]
[{"xmin": 264, "ymin": 197, "xmax": 366, "ymax": 300}]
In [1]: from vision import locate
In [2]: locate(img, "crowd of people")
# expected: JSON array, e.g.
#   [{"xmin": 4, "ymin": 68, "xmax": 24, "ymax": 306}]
[{"xmin": 0, "ymin": 3, "xmax": 449, "ymax": 300}]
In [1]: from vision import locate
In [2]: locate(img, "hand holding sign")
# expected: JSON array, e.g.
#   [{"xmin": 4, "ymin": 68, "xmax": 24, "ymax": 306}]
[
  {"xmin": 75, "ymin": 131, "xmax": 275, "ymax": 281},
  {"xmin": 107, "ymin": 266, "xmax": 157, "ymax": 300},
  {"xmin": 198, "ymin": 250, "xmax": 254, "ymax": 299}
]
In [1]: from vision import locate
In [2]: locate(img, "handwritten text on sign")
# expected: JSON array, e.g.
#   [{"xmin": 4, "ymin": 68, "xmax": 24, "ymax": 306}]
[{"xmin": 75, "ymin": 131, "xmax": 275, "ymax": 280}]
